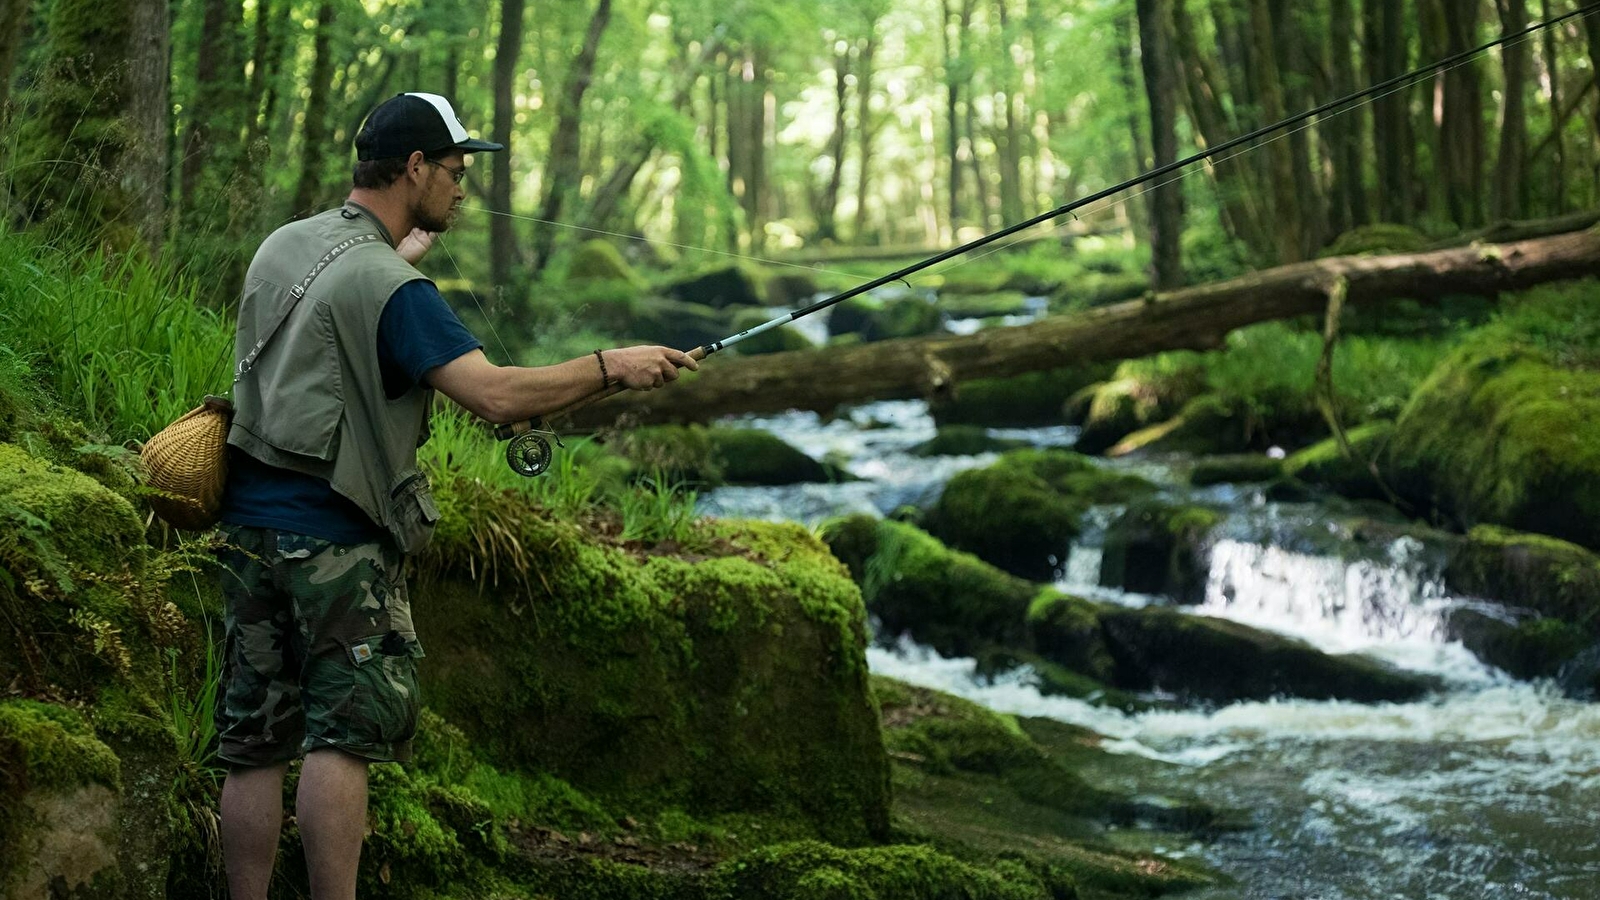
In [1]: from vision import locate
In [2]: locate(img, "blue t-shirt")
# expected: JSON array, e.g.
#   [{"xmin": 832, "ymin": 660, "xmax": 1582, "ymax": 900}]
[{"xmin": 219, "ymin": 279, "xmax": 483, "ymax": 543}]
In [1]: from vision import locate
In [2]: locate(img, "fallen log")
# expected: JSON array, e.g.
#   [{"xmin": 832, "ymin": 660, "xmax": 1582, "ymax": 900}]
[{"xmin": 564, "ymin": 227, "xmax": 1600, "ymax": 429}]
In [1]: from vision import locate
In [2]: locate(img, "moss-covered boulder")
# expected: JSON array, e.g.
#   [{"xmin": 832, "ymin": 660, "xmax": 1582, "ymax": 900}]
[
  {"xmin": 611, "ymin": 426, "xmax": 846, "ymax": 487},
  {"xmin": 1443, "ymin": 526, "xmax": 1600, "ymax": 628},
  {"xmin": 910, "ymin": 425, "xmax": 1030, "ymax": 457},
  {"xmin": 1097, "ymin": 502, "xmax": 1222, "ymax": 603},
  {"xmin": 938, "ymin": 290, "xmax": 1035, "ymax": 321},
  {"xmin": 1074, "ymin": 370, "xmax": 1204, "ymax": 455},
  {"xmin": 1026, "ymin": 591, "xmax": 1118, "ymax": 685},
  {"xmin": 1320, "ymin": 223, "xmax": 1430, "ymax": 257},
  {"xmin": 765, "ymin": 271, "xmax": 820, "ymax": 306},
  {"xmin": 1283, "ymin": 422, "xmax": 1394, "ymax": 501},
  {"xmin": 929, "ymin": 365, "xmax": 1113, "ymax": 428},
  {"xmin": 567, "ymin": 239, "xmax": 645, "ymax": 287},
  {"xmin": 665, "ymin": 266, "xmax": 765, "ymax": 309},
  {"xmin": 822, "ymin": 518, "xmax": 1035, "ymax": 657},
  {"xmin": 924, "ymin": 450, "xmax": 1154, "ymax": 581},
  {"xmin": 1384, "ymin": 285, "xmax": 1600, "ymax": 550},
  {"xmin": 1188, "ymin": 454, "xmax": 1285, "ymax": 486},
  {"xmin": 0, "ymin": 701, "xmax": 124, "ymax": 898},
  {"xmin": 1444, "ymin": 610, "xmax": 1591, "ymax": 681},
  {"xmin": 416, "ymin": 506, "xmax": 890, "ymax": 845},
  {"xmin": 826, "ymin": 294, "xmax": 943, "ymax": 343},
  {"xmin": 1098, "ymin": 607, "xmax": 1439, "ymax": 704}
]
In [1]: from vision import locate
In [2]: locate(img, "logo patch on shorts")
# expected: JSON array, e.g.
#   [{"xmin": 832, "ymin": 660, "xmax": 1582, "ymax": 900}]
[{"xmin": 350, "ymin": 642, "xmax": 374, "ymax": 664}]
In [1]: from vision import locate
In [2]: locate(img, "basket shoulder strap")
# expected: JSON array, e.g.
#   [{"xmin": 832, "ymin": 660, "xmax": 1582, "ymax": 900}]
[{"xmin": 233, "ymin": 231, "xmax": 384, "ymax": 384}]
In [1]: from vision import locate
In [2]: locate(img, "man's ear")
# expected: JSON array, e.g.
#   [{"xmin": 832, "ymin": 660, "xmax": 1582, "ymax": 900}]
[{"xmin": 405, "ymin": 150, "xmax": 428, "ymax": 183}]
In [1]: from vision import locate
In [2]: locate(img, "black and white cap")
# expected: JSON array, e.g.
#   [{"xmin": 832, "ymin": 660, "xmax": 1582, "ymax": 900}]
[{"xmin": 354, "ymin": 92, "xmax": 504, "ymax": 161}]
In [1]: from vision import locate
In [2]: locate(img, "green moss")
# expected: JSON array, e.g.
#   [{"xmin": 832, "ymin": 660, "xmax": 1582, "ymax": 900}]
[
  {"xmin": 715, "ymin": 840, "xmax": 1056, "ymax": 900},
  {"xmin": 1321, "ymin": 223, "xmax": 1430, "ymax": 257},
  {"xmin": 415, "ymin": 513, "xmax": 889, "ymax": 845},
  {"xmin": 932, "ymin": 367, "xmax": 1116, "ymax": 428},
  {"xmin": 1109, "ymin": 395, "xmax": 1246, "ymax": 456},
  {"xmin": 568, "ymin": 239, "xmax": 645, "ymax": 286},
  {"xmin": 0, "ymin": 442, "xmax": 144, "ymax": 583},
  {"xmin": 1387, "ymin": 284, "xmax": 1600, "ymax": 548},
  {"xmin": 925, "ymin": 451, "xmax": 1153, "ymax": 581},
  {"xmin": 1026, "ymin": 591, "xmax": 1117, "ymax": 685},
  {"xmin": 727, "ymin": 310, "xmax": 818, "ymax": 356},
  {"xmin": 1444, "ymin": 525, "xmax": 1600, "ymax": 627},
  {"xmin": 860, "ymin": 520, "xmax": 1036, "ymax": 656},
  {"xmin": 707, "ymin": 429, "xmax": 839, "ymax": 485},
  {"xmin": 0, "ymin": 700, "xmax": 121, "ymax": 792}
]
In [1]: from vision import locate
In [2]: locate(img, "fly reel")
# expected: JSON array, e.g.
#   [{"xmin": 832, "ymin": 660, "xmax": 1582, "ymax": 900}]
[{"xmin": 505, "ymin": 419, "xmax": 564, "ymax": 477}]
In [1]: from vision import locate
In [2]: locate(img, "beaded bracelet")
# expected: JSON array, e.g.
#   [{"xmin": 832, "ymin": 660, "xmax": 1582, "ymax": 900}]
[{"xmin": 594, "ymin": 349, "xmax": 611, "ymax": 388}]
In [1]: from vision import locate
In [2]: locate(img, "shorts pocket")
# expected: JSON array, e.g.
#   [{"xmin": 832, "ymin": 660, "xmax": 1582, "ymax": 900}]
[
  {"xmin": 346, "ymin": 632, "xmax": 425, "ymax": 747},
  {"xmin": 386, "ymin": 472, "xmax": 441, "ymax": 555}
]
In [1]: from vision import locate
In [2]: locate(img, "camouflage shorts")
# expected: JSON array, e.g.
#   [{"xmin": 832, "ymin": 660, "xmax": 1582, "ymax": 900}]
[{"xmin": 215, "ymin": 524, "xmax": 424, "ymax": 766}]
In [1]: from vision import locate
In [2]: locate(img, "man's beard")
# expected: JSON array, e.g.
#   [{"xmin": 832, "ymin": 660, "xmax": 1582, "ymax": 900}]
[{"xmin": 413, "ymin": 200, "xmax": 455, "ymax": 234}]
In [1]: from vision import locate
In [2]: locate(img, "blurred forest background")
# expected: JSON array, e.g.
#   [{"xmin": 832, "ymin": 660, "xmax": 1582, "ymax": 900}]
[{"xmin": 2, "ymin": 0, "xmax": 1599, "ymax": 310}]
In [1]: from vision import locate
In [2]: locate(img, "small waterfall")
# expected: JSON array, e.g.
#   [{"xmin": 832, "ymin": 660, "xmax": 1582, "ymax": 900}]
[{"xmin": 1200, "ymin": 534, "xmax": 1455, "ymax": 653}]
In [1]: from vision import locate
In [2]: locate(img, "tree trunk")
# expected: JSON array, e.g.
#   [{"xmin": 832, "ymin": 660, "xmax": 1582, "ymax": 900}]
[
  {"xmin": 853, "ymin": 32, "xmax": 878, "ymax": 241},
  {"xmin": 125, "ymin": 0, "xmax": 169, "ymax": 251},
  {"xmin": 182, "ymin": 0, "xmax": 245, "ymax": 224},
  {"xmin": 815, "ymin": 43, "xmax": 850, "ymax": 242},
  {"xmin": 1437, "ymin": 0, "xmax": 1486, "ymax": 228},
  {"xmin": 942, "ymin": 0, "xmax": 963, "ymax": 236},
  {"xmin": 1327, "ymin": 0, "xmax": 1368, "ymax": 234},
  {"xmin": 489, "ymin": 0, "xmax": 526, "ymax": 288},
  {"xmin": 1113, "ymin": 10, "xmax": 1149, "ymax": 240},
  {"xmin": 1274, "ymin": 1, "xmax": 1324, "ymax": 254},
  {"xmin": 1249, "ymin": 0, "xmax": 1302, "ymax": 262},
  {"xmin": 1171, "ymin": 0, "xmax": 1268, "ymax": 255},
  {"xmin": 1539, "ymin": 0, "xmax": 1562, "ymax": 212},
  {"xmin": 567, "ymin": 228, "xmax": 1600, "ymax": 428},
  {"xmin": 995, "ymin": 0, "xmax": 1025, "ymax": 226},
  {"xmin": 530, "ymin": 0, "xmax": 612, "ymax": 273},
  {"xmin": 1364, "ymin": 0, "xmax": 1410, "ymax": 222},
  {"xmin": 960, "ymin": 0, "xmax": 987, "ymax": 229},
  {"xmin": 289, "ymin": 1, "xmax": 336, "ymax": 219},
  {"xmin": 1493, "ymin": 0, "xmax": 1529, "ymax": 221},
  {"xmin": 1137, "ymin": 0, "xmax": 1184, "ymax": 287}
]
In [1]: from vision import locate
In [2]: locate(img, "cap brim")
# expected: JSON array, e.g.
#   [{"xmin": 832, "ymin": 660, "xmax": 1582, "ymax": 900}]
[{"xmin": 452, "ymin": 138, "xmax": 504, "ymax": 153}]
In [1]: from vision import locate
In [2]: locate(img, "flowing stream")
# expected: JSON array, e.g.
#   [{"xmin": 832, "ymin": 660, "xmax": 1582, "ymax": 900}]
[{"xmin": 701, "ymin": 400, "xmax": 1600, "ymax": 900}]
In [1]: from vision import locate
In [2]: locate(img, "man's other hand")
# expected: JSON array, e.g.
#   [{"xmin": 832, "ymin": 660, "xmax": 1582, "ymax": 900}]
[
  {"xmin": 604, "ymin": 346, "xmax": 699, "ymax": 391},
  {"xmin": 397, "ymin": 228, "xmax": 438, "ymax": 265}
]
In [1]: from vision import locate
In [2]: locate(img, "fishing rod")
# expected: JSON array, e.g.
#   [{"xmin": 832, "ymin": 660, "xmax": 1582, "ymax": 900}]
[{"xmin": 490, "ymin": 0, "xmax": 1600, "ymax": 477}]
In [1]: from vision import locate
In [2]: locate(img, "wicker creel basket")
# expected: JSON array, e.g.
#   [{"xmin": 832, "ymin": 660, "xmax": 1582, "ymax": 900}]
[{"xmin": 140, "ymin": 395, "xmax": 233, "ymax": 530}]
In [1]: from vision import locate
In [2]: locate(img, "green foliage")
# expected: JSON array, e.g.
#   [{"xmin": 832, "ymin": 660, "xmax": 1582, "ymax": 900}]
[{"xmin": 0, "ymin": 231, "xmax": 231, "ymax": 441}]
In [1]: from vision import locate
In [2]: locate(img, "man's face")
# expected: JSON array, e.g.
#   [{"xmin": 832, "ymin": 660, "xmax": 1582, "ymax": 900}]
[{"xmin": 411, "ymin": 150, "xmax": 467, "ymax": 233}]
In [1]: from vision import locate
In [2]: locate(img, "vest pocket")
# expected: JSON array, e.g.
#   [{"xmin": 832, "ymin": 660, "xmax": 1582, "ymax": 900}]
[{"xmin": 386, "ymin": 471, "xmax": 441, "ymax": 554}]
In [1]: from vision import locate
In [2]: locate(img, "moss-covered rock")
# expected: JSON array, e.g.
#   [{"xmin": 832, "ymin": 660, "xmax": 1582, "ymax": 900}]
[
  {"xmin": 568, "ymin": 239, "xmax": 646, "ymax": 287},
  {"xmin": 765, "ymin": 271, "xmax": 820, "ymax": 306},
  {"xmin": 1320, "ymin": 223, "xmax": 1430, "ymax": 257},
  {"xmin": 415, "ymin": 510, "xmax": 890, "ymax": 846},
  {"xmin": 929, "ymin": 365, "xmax": 1114, "ymax": 428},
  {"xmin": 628, "ymin": 299, "xmax": 732, "ymax": 350},
  {"xmin": 1443, "ymin": 526, "xmax": 1600, "ymax": 628},
  {"xmin": 666, "ymin": 266, "xmax": 765, "ymax": 309},
  {"xmin": 938, "ymin": 290, "xmax": 1035, "ymax": 320},
  {"xmin": 1385, "ymin": 286, "xmax": 1600, "ymax": 549},
  {"xmin": 611, "ymin": 426, "xmax": 846, "ymax": 487},
  {"xmin": 714, "ymin": 839, "xmax": 1063, "ymax": 900},
  {"xmin": 1026, "ymin": 591, "xmax": 1118, "ymax": 685},
  {"xmin": 835, "ymin": 518, "xmax": 1036, "ymax": 657},
  {"xmin": 0, "ymin": 700, "xmax": 123, "ymax": 897},
  {"xmin": 1188, "ymin": 454, "xmax": 1285, "ymax": 486},
  {"xmin": 1098, "ymin": 607, "xmax": 1439, "ymax": 704},
  {"xmin": 1444, "ymin": 610, "xmax": 1591, "ymax": 681},
  {"xmin": 924, "ymin": 450, "xmax": 1154, "ymax": 581},
  {"xmin": 910, "ymin": 426, "xmax": 1030, "ymax": 458},
  {"xmin": 826, "ymin": 294, "xmax": 943, "ymax": 343},
  {"xmin": 1098, "ymin": 502, "xmax": 1223, "ymax": 603},
  {"xmin": 1283, "ymin": 422, "xmax": 1394, "ymax": 501}
]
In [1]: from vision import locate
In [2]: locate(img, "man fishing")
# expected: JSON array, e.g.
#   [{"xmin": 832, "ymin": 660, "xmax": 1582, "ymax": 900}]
[{"xmin": 214, "ymin": 91, "xmax": 697, "ymax": 900}]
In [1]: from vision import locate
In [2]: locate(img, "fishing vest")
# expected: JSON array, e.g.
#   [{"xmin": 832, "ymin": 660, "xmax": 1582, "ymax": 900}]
[{"xmin": 227, "ymin": 202, "xmax": 441, "ymax": 554}]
